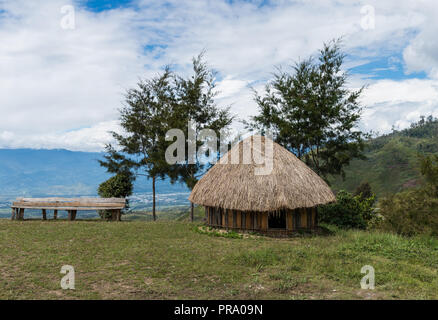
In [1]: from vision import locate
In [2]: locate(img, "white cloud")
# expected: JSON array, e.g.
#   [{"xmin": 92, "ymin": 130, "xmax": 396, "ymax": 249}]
[
  {"xmin": 0, "ymin": 120, "xmax": 120, "ymax": 151},
  {"xmin": 0, "ymin": 0, "xmax": 145, "ymax": 150},
  {"xmin": 1, "ymin": 0, "xmax": 438, "ymax": 151},
  {"xmin": 360, "ymin": 79, "xmax": 438, "ymax": 134}
]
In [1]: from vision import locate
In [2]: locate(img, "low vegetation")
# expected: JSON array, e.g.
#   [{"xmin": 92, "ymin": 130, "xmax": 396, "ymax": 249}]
[
  {"xmin": 319, "ymin": 190, "xmax": 375, "ymax": 229},
  {"xmin": 378, "ymin": 186, "xmax": 438, "ymax": 236},
  {"xmin": 98, "ymin": 171, "xmax": 134, "ymax": 220},
  {"xmin": 0, "ymin": 219, "xmax": 437, "ymax": 299}
]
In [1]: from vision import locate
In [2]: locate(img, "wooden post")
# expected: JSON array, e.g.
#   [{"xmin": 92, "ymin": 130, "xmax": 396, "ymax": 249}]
[
  {"xmin": 314, "ymin": 207, "xmax": 318, "ymax": 228},
  {"xmin": 152, "ymin": 176, "xmax": 157, "ymax": 221},
  {"xmin": 241, "ymin": 212, "xmax": 246, "ymax": 230},
  {"xmin": 42, "ymin": 209, "xmax": 47, "ymax": 220},
  {"xmin": 307, "ymin": 208, "xmax": 312, "ymax": 229},
  {"xmin": 53, "ymin": 210, "xmax": 58, "ymax": 220},
  {"xmin": 11, "ymin": 208, "xmax": 15, "ymax": 220},
  {"xmin": 111, "ymin": 210, "xmax": 117, "ymax": 221}
]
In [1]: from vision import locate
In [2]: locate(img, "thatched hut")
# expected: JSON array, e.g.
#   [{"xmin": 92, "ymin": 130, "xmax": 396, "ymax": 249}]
[{"xmin": 189, "ymin": 135, "xmax": 335, "ymax": 235}]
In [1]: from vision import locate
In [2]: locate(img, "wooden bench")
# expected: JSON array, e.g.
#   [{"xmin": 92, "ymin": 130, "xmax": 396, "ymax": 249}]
[{"xmin": 11, "ymin": 197, "xmax": 126, "ymax": 221}]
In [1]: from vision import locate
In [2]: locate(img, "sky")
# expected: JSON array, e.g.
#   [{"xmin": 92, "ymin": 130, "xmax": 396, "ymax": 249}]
[{"xmin": 0, "ymin": 0, "xmax": 438, "ymax": 151}]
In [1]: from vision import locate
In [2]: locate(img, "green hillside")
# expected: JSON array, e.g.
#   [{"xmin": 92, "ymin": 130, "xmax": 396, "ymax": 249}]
[{"xmin": 330, "ymin": 117, "xmax": 438, "ymax": 198}]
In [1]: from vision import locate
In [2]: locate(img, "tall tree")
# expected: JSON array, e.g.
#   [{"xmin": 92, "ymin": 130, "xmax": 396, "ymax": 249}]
[
  {"xmin": 354, "ymin": 182, "xmax": 373, "ymax": 200},
  {"xmin": 247, "ymin": 39, "xmax": 367, "ymax": 181},
  {"xmin": 420, "ymin": 154, "xmax": 438, "ymax": 196},
  {"xmin": 171, "ymin": 53, "xmax": 234, "ymax": 221},
  {"xmin": 100, "ymin": 68, "xmax": 175, "ymax": 221}
]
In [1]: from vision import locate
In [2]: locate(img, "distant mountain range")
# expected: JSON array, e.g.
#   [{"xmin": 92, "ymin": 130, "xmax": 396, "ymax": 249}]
[
  {"xmin": 1, "ymin": 118, "xmax": 436, "ymax": 204},
  {"xmin": 0, "ymin": 148, "xmax": 189, "ymax": 198}
]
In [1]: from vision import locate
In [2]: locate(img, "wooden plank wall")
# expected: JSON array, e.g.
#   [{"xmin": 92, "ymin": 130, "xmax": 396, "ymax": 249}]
[
  {"xmin": 300, "ymin": 208, "xmax": 307, "ymax": 228},
  {"xmin": 205, "ymin": 206, "xmax": 318, "ymax": 232},
  {"xmin": 287, "ymin": 211, "xmax": 293, "ymax": 231},
  {"xmin": 260, "ymin": 214, "xmax": 268, "ymax": 232}
]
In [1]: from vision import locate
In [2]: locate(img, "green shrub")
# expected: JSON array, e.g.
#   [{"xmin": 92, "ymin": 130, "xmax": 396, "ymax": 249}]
[
  {"xmin": 378, "ymin": 186, "xmax": 438, "ymax": 236},
  {"xmin": 98, "ymin": 172, "xmax": 133, "ymax": 219},
  {"xmin": 354, "ymin": 182, "xmax": 373, "ymax": 200},
  {"xmin": 319, "ymin": 190, "xmax": 375, "ymax": 229}
]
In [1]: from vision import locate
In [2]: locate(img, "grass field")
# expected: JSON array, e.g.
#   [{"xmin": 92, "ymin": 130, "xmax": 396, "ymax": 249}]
[{"xmin": 1, "ymin": 217, "xmax": 438, "ymax": 300}]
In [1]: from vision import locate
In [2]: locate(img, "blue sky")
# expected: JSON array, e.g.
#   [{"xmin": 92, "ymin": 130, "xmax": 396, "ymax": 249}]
[
  {"xmin": 348, "ymin": 54, "xmax": 427, "ymax": 81},
  {"xmin": 83, "ymin": 0, "xmax": 134, "ymax": 12},
  {"xmin": 0, "ymin": 0, "xmax": 437, "ymax": 151}
]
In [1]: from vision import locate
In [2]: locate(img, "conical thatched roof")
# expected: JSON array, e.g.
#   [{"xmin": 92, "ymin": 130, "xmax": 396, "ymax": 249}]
[{"xmin": 189, "ymin": 135, "xmax": 335, "ymax": 212}]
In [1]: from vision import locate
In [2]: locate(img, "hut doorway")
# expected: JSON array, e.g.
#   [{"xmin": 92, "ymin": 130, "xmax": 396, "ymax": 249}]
[{"xmin": 268, "ymin": 211, "xmax": 286, "ymax": 229}]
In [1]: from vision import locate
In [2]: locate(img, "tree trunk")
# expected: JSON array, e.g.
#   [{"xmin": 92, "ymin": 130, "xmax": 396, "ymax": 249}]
[
  {"xmin": 190, "ymin": 202, "xmax": 194, "ymax": 222},
  {"xmin": 152, "ymin": 176, "xmax": 156, "ymax": 221}
]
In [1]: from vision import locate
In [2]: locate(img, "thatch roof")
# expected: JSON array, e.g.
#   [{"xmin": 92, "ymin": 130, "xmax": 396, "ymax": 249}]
[{"xmin": 189, "ymin": 135, "xmax": 335, "ymax": 212}]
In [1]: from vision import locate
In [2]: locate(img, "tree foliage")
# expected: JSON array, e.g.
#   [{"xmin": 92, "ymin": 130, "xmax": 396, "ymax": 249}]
[
  {"xmin": 169, "ymin": 53, "xmax": 234, "ymax": 220},
  {"xmin": 319, "ymin": 190, "xmax": 376, "ymax": 229},
  {"xmin": 98, "ymin": 173, "xmax": 134, "ymax": 199},
  {"xmin": 378, "ymin": 186, "xmax": 438, "ymax": 236},
  {"xmin": 246, "ymin": 39, "xmax": 367, "ymax": 181},
  {"xmin": 99, "ymin": 54, "xmax": 233, "ymax": 222},
  {"xmin": 420, "ymin": 154, "xmax": 438, "ymax": 195},
  {"xmin": 97, "ymin": 172, "xmax": 134, "ymax": 220},
  {"xmin": 377, "ymin": 154, "xmax": 438, "ymax": 236},
  {"xmin": 100, "ymin": 68, "xmax": 175, "ymax": 221},
  {"xmin": 354, "ymin": 182, "xmax": 373, "ymax": 200}
]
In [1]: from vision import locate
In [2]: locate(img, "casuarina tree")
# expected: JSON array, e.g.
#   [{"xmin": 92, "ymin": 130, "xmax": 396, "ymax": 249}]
[
  {"xmin": 100, "ymin": 68, "xmax": 175, "ymax": 221},
  {"xmin": 246, "ymin": 39, "xmax": 368, "ymax": 181},
  {"xmin": 170, "ymin": 53, "xmax": 234, "ymax": 222}
]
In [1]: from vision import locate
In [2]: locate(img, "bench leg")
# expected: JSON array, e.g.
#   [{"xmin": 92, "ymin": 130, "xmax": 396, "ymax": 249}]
[
  {"xmin": 117, "ymin": 210, "xmax": 121, "ymax": 221},
  {"xmin": 42, "ymin": 209, "xmax": 47, "ymax": 220},
  {"xmin": 11, "ymin": 208, "xmax": 15, "ymax": 220},
  {"xmin": 111, "ymin": 210, "xmax": 118, "ymax": 221},
  {"xmin": 68, "ymin": 210, "xmax": 77, "ymax": 221},
  {"xmin": 19, "ymin": 208, "xmax": 25, "ymax": 220},
  {"xmin": 54, "ymin": 210, "xmax": 58, "ymax": 220}
]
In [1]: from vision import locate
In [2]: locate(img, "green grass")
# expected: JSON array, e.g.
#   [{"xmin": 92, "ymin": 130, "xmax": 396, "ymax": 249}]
[
  {"xmin": 124, "ymin": 205, "xmax": 205, "ymax": 221},
  {"xmin": 0, "ymin": 219, "xmax": 438, "ymax": 299}
]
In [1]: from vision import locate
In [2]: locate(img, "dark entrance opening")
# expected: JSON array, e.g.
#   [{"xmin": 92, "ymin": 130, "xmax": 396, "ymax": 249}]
[{"xmin": 268, "ymin": 211, "xmax": 286, "ymax": 229}]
